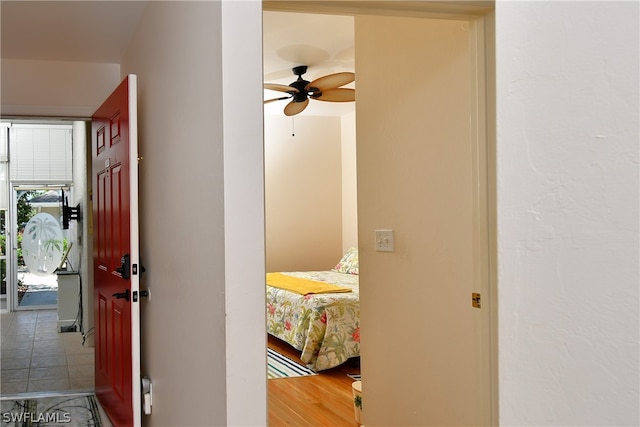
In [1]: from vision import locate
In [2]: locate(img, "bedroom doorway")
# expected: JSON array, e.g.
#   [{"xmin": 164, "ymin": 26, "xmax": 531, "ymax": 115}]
[
  {"xmin": 262, "ymin": 10, "xmax": 360, "ymax": 424},
  {"xmin": 263, "ymin": 2, "xmax": 495, "ymax": 426}
]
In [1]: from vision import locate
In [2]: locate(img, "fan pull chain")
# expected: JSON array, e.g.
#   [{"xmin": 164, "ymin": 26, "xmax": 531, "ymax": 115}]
[{"xmin": 291, "ymin": 117, "xmax": 295, "ymax": 136}]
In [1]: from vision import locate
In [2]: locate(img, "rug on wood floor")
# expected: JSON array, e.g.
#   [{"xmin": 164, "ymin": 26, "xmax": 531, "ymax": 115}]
[
  {"xmin": 267, "ymin": 348, "xmax": 317, "ymax": 379},
  {"xmin": 0, "ymin": 392, "xmax": 111, "ymax": 426}
]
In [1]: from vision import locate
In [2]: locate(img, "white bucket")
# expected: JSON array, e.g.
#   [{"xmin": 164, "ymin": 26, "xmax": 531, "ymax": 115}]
[{"xmin": 352, "ymin": 380, "xmax": 362, "ymax": 424}]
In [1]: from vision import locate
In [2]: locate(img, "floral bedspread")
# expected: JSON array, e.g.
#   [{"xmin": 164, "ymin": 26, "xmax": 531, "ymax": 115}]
[{"xmin": 266, "ymin": 270, "xmax": 360, "ymax": 371}]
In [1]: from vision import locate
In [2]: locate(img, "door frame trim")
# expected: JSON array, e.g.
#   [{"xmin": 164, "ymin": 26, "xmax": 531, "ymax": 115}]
[{"xmin": 126, "ymin": 74, "xmax": 142, "ymax": 425}]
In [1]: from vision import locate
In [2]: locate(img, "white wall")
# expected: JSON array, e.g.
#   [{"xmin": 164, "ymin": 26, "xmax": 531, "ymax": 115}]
[
  {"xmin": 496, "ymin": 1, "xmax": 639, "ymax": 425},
  {"xmin": 264, "ymin": 112, "xmax": 358, "ymax": 270},
  {"xmin": 264, "ymin": 114, "xmax": 344, "ymax": 271},
  {"xmin": 220, "ymin": 2, "xmax": 266, "ymax": 425},
  {"xmin": 341, "ymin": 111, "xmax": 358, "ymax": 250},
  {"xmin": 120, "ymin": 2, "xmax": 266, "ymax": 425},
  {"xmin": 121, "ymin": 3, "xmax": 229, "ymax": 425}
]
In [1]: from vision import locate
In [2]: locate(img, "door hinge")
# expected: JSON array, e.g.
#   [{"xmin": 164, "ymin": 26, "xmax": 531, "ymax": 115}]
[{"xmin": 472, "ymin": 292, "xmax": 481, "ymax": 309}]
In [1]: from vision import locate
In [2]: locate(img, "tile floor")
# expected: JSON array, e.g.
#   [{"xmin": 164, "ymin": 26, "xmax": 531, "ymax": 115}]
[{"xmin": 1, "ymin": 309, "xmax": 94, "ymax": 395}]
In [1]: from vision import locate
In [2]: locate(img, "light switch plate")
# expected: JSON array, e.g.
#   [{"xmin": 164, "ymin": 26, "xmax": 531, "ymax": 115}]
[{"xmin": 375, "ymin": 229, "xmax": 394, "ymax": 252}]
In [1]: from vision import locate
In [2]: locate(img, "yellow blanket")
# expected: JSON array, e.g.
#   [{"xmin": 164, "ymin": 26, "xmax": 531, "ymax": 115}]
[{"xmin": 266, "ymin": 272, "xmax": 352, "ymax": 295}]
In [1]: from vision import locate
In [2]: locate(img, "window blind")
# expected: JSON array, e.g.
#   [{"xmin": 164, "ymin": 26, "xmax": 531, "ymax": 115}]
[{"xmin": 9, "ymin": 125, "xmax": 73, "ymax": 182}]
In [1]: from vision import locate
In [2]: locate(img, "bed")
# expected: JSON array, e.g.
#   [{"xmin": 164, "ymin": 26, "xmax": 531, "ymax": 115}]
[{"xmin": 266, "ymin": 248, "xmax": 360, "ymax": 371}]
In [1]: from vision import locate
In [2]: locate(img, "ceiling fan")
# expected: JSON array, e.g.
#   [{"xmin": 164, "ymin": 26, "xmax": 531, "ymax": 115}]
[{"xmin": 264, "ymin": 65, "xmax": 355, "ymax": 116}]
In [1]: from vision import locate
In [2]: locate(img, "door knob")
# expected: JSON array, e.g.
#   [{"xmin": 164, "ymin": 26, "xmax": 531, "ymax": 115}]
[
  {"xmin": 113, "ymin": 289, "xmax": 130, "ymax": 302},
  {"xmin": 116, "ymin": 254, "xmax": 131, "ymax": 279}
]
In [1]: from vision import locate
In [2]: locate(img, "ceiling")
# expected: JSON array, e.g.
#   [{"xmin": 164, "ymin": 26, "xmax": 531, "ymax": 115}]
[
  {"xmin": 0, "ymin": 1, "xmax": 355, "ymax": 117},
  {"xmin": 0, "ymin": 1, "xmax": 149, "ymax": 63},
  {"xmin": 262, "ymin": 11, "xmax": 355, "ymax": 117}
]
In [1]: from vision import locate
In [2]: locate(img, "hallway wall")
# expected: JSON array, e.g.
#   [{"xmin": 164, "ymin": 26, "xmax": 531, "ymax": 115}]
[
  {"xmin": 496, "ymin": 2, "xmax": 639, "ymax": 425},
  {"xmin": 120, "ymin": 2, "xmax": 229, "ymax": 425}
]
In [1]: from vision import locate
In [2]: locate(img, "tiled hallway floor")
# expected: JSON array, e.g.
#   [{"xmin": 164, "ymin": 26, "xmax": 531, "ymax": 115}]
[{"xmin": 1, "ymin": 309, "xmax": 94, "ymax": 395}]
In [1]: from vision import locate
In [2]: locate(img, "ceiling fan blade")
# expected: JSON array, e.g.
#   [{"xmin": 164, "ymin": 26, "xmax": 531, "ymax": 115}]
[
  {"xmin": 284, "ymin": 99, "xmax": 309, "ymax": 116},
  {"xmin": 315, "ymin": 88, "xmax": 355, "ymax": 102},
  {"xmin": 264, "ymin": 96, "xmax": 290, "ymax": 104},
  {"xmin": 264, "ymin": 83, "xmax": 299, "ymax": 93},
  {"xmin": 307, "ymin": 72, "xmax": 355, "ymax": 91}
]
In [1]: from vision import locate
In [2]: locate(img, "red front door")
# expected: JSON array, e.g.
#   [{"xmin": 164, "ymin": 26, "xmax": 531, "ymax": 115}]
[{"xmin": 92, "ymin": 74, "xmax": 141, "ymax": 427}]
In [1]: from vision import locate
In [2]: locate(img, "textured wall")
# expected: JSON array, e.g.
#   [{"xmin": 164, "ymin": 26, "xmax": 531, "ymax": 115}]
[{"xmin": 496, "ymin": 1, "xmax": 639, "ymax": 425}]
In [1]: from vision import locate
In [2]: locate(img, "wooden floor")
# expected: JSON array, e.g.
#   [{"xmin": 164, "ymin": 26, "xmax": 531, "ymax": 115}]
[{"xmin": 268, "ymin": 335, "xmax": 361, "ymax": 426}]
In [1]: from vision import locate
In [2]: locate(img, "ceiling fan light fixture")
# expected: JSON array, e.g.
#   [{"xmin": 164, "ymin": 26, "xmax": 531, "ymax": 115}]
[
  {"xmin": 291, "ymin": 65, "xmax": 308, "ymax": 76},
  {"xmin": 264, "ymin": 64, "xmax": 355, "ymax": 116}
]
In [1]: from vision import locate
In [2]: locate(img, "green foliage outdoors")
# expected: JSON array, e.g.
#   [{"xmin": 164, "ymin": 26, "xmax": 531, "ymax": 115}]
[
  {"xmin": 0, "ymin": 190, "xmax": 39, "ymax": 232},
  {"xmin": 0, "ymin": 190, "xmax": 57, "ymax": 292},
  {"xmin": 17, "ymin": 190, "xmax": 39, "ymax": 229},
  {"xmin": 0, "ymin": 190, "xmax": 38, "ymax": 265},
  {"xmin": 0, "ymin": 232, "xmax": 24, "ymax": 264},
  {"xmin": 0, "ymin": 191, "xmax": 41, "ymax": 294}
]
